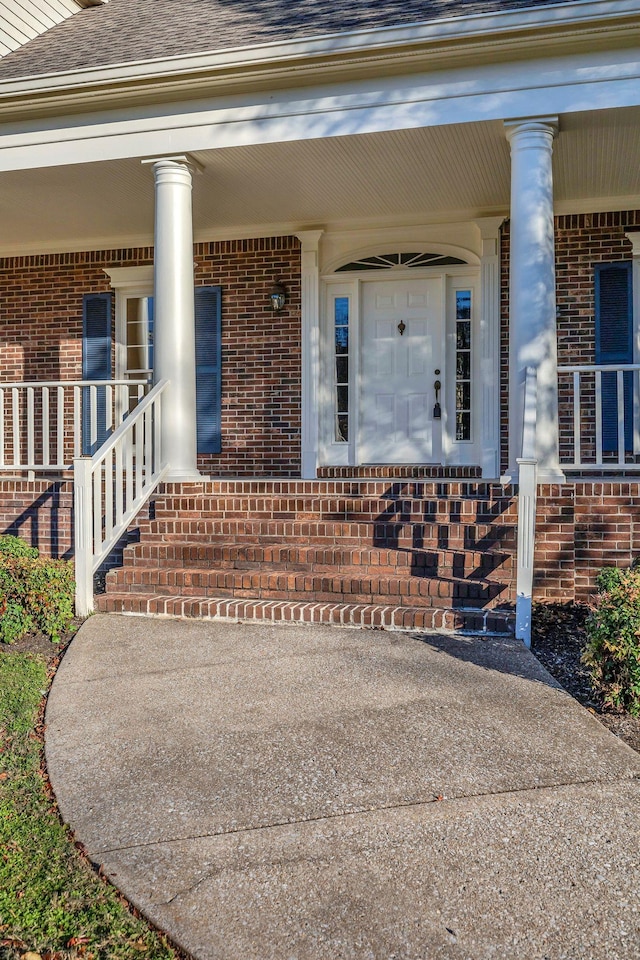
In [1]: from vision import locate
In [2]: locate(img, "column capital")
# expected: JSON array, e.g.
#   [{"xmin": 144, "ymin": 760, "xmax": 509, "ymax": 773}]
[
  {"xmin": 295, "ymin": 229, "xmax": 324, "ymax": 253},
  {"xmin": 625, "ymin": 230, "xmax": 640, "ymax": 257},
  {"xmin": 504, "ymin": 116, "xmax": 559, "ymax": 145},
  {"xmin": 142, "ymin": 154, "xmax": 204, "ymax": 177}
]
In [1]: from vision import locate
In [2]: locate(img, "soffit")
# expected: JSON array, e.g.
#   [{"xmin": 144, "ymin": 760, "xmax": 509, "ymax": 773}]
[{"xmin": 0, "ymin": 108, "xmax": 639, "ymax": 255}]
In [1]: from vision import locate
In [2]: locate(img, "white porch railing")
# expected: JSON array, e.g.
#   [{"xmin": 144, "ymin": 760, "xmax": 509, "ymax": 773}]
[
  {"xmin": 558, "ymin": 363, "xmax": 640, "ymax": 471},
  {"xmin": 74, "ymin": 379, "xmax": 169, "ymax": 616},
  {"xmin": 515, "ymin": 366, "xmax": 538, "ymax": 649},
  {"xmin": 0, "ymin": 379, "xmax": 149, "ymax": 475}
]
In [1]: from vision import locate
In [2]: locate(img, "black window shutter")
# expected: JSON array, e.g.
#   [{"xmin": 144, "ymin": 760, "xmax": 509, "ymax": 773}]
[
  {"xmin": 82, "ymin": 292, "xmax": 112, "ymax": 455},
  {"xmin": 195, "ymin": 286, "xmax": 222, "ymax": 454}
]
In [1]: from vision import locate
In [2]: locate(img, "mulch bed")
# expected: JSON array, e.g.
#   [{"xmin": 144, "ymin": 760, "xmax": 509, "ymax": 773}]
[{"xmin": 531, "ymin": 602, "xmax": 640, "ymax": 754}]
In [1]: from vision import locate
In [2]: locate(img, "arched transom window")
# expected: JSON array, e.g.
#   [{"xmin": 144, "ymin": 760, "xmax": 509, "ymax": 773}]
[{"xmin": 335, "ymin": 251, "xmax": 467, "ymax": 272}]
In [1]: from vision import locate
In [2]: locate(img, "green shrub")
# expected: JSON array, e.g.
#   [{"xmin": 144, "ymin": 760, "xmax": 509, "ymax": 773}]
[
  {"xmin": 583, "ymin": 565, "xmax": 640, "ymax": 716},
  {"xmin": 0, "ymin": 533, "xmax": 38, "ymax": 559},
  {"xmin": 0, "ymin": 537, "xmax": 75, "ymax": 644}
]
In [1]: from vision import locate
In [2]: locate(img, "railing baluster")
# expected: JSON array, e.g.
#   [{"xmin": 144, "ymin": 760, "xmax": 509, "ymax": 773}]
[
  {"xmin": 617, "ymin": 369, "xmax": 625, "ymax": 465},
  {"xmin": 106, "ymin": 384, "xmax": 113, "ymax": 434},
  {"xmin": 135, "ymin": 419, "xmax": 143, "ymax": 500},
  {"xmin": 74, "ymin": 385, "xmax": 82, "ymax": 460},
  {"xmin": 573, "ymin": 371, "xmax": 581, "ymax": 465},
  {"xmin": 104, "ymin": 448, "xmax": 114, "ymax": 549},
  {"xmin": 125, "ymin": 425, "xmax": 134, "ymax": 511},
  {"xmin": 57, "ymin": 386, "xmax": 65, "ymax": 468},
  {"xmin": 115, "ymin": 441, "xmax": 124, "ymax": 530},
  {"xmin": 26, "ymin": 387, "xmax": 34, "ymax": 467},
  {"xmin": 595, "ymin": 370, "xmax": 603, "ymax": 465},
  {"xmin": 42, "ymin": 387, "xmax": 50, "ymax": 468},
  {"xmin": 12, "ymin": 387, "xmax": 20, "ymax": 467},
  {"xmin": 0, "ymin": 389, "xmax": 5, "ymax": 468},
  {"xmin": 90, "ymin": 384, "xmax": 98, "ymax": 454},
  {"xmin": 144, "ymin": 405, "xmax": 152, "ymax": 485}
]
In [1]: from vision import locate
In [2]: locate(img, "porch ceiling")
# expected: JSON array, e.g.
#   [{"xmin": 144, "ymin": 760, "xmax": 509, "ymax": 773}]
[{"xmin": 1, "ymin": 106, "xmax": 639, "ymax": 255}]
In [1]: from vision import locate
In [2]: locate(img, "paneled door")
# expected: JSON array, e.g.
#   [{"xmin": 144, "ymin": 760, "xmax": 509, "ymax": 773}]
[{"xmin": 360, "ymin": 278, "xmax": 443, "ymax": 463}]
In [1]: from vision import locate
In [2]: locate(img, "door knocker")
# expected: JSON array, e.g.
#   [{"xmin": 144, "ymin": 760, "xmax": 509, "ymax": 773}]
[{"xmin": 397, "ymin": 321, "xmax": 406, "ymax": 336}]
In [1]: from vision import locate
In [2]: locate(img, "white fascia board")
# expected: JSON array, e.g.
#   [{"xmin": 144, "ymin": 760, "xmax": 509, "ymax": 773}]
[
  {"xmin": 1, "ymin": 45, "xmax": 640, "ymax": 173},
  {"xmin": 0, "ymin": 0, "xmax": 638, "ymax": 97}
]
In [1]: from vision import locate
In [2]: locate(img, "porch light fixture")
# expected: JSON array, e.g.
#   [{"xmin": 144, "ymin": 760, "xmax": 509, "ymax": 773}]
[{"xmin": 269, "ymin": 281, "xmax": 287, "ymax": 313}]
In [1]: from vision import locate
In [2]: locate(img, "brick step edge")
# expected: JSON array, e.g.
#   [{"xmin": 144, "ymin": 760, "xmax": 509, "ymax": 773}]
[
  {"xmin": 95, "ymin": 593, "xmax": 515, "ymax": 634},
  {"xmin": 123, "ymin": 542, "xmax": 514, "ymax": 570},
  {"xmin": 139, "ymin": 519, "xmax": 517, "ymax": 541}
]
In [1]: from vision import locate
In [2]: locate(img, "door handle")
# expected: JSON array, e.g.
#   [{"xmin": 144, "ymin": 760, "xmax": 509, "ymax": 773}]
[{"xmin": 433, "ymin": 376, "xmax": 442, "ymax": 420}]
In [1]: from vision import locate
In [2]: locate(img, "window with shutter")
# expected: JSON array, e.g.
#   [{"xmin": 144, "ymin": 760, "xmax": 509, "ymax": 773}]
[
  {"xmin": 595, "ymin": 263, "xmax": 633, "ymax": 453},
  {"xmin": 194, "ymin": 286, "xmax": 222, "ymax": 454},
  {"xmin": 82, "ymin": 292, "xmax": 112, "ymax": 455}
]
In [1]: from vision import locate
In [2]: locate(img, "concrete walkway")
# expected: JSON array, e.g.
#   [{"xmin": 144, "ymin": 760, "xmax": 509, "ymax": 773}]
[{"xmin": 45, "ymin": 615, "xmax": 640, "ymax": 960}]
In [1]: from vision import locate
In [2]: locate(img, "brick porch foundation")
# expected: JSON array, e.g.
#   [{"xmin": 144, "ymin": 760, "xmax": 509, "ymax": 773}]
[{"xmin": 1, "ymin": 477, "xmax": 639, "ymax": 617}]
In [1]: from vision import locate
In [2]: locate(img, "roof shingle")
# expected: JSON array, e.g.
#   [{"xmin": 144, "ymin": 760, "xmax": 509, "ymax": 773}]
[{"xmin": 0, "ymin": 0, "xmax": 571, "ymax": 81}]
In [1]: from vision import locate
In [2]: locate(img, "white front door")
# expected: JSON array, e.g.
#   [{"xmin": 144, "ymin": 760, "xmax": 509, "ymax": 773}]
[{"xmin": 360, "ymin": 278, "xmax": 443, "ymax": 463}]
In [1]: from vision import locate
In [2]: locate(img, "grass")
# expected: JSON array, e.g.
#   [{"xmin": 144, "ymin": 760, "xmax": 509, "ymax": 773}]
[{"xmin": 0, "ymin": 651, "xmax": 182, "ymax": 960}]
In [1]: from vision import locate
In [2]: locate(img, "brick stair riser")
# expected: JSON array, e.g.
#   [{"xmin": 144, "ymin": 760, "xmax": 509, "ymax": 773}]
[
  {"xmin": 137, "ymin": 519, "xmax": 515, "ymax": 548},
  {"xmin": 105, "ymin": 567, "xmax": 514, "ymax": 608},
  {"xmin": 122, "ymin": 543, "xmax": 514, "ymax": 579},
  {"xmin": 152, "ymin": 503, "xmax": 517, "ymax": 525},
  {"xmin": 157, "ymin": 481, "xmax": 513, "ymax": 500},
  {"xmin": 95, "ymin": 594, "xmax": 513, "ymax": 634}
]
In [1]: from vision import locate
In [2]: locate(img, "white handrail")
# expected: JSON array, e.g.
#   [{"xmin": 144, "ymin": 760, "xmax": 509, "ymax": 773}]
[
  {"xmin": 515, "ymin": 366, "xmax": 538, "ymax": 649},
  {"xmin": 0, "ymin": 379, "xmax": 149, "ymax": 474},
  {"xmin": 74, "ymin": 379, "xmax": 170, "ymax": 616}
]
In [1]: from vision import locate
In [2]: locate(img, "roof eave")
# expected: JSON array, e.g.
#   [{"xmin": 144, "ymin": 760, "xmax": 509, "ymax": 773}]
[{"xmin": 0, "ymin": 0, "xmax": 638, "ymax": 113}]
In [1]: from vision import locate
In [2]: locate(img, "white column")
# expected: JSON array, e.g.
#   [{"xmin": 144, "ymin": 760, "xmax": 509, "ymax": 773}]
[
  {"xmin": 505, "ymin": 118, "xmax": 563, "ymax": 482},
  {"xmin": 476, "ymin": 217, "xmax": 503, "ymax": 479},
  {"xmin": 146, "ymin": 156, "xmax": 200, "ymax": 480},
  {"xmin": 296, "ymin": 230, "xmax": 323, "ymax": 479}
]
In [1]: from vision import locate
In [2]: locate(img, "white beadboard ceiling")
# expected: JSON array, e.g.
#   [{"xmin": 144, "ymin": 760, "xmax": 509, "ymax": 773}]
[{"xmin": 0, "ymin": 108, "xmax": 639, "ymax": 254}]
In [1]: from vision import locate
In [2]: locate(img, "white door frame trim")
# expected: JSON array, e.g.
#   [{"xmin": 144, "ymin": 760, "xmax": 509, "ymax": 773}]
[{"xmin": 320, "ymin": 263, "xmax": 487, "ymax": 470}]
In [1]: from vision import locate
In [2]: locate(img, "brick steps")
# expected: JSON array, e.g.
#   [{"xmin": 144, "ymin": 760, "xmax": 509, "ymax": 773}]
[
  {"xmin": 152, "ymin": 501, "xmax": 512, "ymax": 523},
  {"xmin": 104, "ymin": 565, "xmax": 511, "ymax": 608},
  {"xmin": 122, "ymin": 541, "xmax": 513, "ymax": 579},
  {"xmin": 139, "ymin": 519, "xmax": 516, "ymax": 549},
  {"xmin": 159, "ymin": 479, "xmax": 510, "ymax": 499},
  {"xmin": 99, "ymin": 477, "xmax": 518, "ymax": 634}
]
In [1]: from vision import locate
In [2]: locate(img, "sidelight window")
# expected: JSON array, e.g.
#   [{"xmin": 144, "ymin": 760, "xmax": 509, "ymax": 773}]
[
  {"xmin": 334, "ymin": 297, "xmax": 350, "ymax": 442},
  {"xmin": 455, "ymin": 290, "xmax": 472, "ymax": 441}
]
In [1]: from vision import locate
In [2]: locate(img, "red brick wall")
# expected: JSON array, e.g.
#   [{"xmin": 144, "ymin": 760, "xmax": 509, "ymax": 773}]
[
  {"xmin": 0, "ymin": 479, "xmax": 74, "ymax": 559},
  {"xmin": 194, "ymin": 238, "xmax": 301, "ymax": 476},
  {"xmin": 0, "ymin": 237, "xmax": 302, "ymax": 477},
  {"xmin": 534, "ymin": 481, "xmax": 640, "ymax": 603},
  {"xmin": 500, "ymin": 211, "xmax": 640, "ymax": 474}
]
